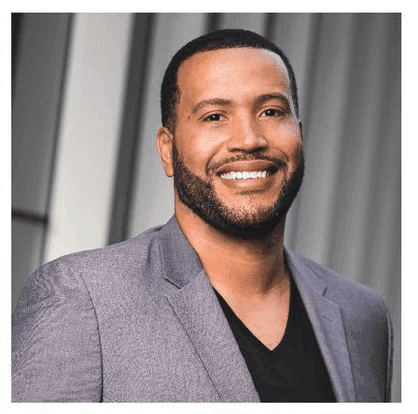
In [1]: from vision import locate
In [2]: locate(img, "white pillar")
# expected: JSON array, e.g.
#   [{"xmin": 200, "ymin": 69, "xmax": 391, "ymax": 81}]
[{"xmin": 44, "ymin": 13, "xmax": 133, "ymax": 262}]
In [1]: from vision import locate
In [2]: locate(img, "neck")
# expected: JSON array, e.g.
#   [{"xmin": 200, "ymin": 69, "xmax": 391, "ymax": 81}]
[{"xmin": 174, "ymin": 199, "xmax": 289, "ymax": 298}]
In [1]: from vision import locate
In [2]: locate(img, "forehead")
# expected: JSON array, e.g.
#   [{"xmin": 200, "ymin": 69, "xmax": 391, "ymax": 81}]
[{"xmin": 176, "ymin": 47, "xmax": 291, "ymax": 101}]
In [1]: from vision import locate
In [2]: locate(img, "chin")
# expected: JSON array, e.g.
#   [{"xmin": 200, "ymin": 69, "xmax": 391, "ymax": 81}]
[{"xmin": 208, "ymin": 202, "xmax": 287, "ymax": 238}]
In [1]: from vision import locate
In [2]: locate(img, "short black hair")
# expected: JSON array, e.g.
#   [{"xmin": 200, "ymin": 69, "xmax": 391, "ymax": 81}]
[{"xmin": 160, "ymin": 29, "xmax": 299, "ymax": 132}]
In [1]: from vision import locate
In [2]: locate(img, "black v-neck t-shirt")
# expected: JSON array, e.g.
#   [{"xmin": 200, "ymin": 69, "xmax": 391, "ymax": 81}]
[{"xmin": 214, "ymin": 279, "xmax": 336, "ymax": 402}]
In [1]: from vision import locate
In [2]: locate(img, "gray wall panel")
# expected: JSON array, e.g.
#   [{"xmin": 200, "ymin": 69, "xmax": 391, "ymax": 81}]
[
  {"xmin": 12, "ymin": 14, "xmax": 71, "ymax": 215},
  {"xmin": 12, "ymin": 221, "xmax": 44, "ymax": 310}
]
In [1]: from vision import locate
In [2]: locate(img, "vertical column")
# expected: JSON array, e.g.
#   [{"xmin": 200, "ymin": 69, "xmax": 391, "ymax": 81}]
[
  {"xmin": 44, "ymin": 14, "xmax": 133, "ymax": 263},
  {"xmin": 107, "ymin": 14, "xmax": 154, "ymax": 245}
]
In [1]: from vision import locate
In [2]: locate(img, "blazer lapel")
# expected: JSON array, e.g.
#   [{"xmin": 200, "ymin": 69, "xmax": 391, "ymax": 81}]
[
  {"xmin": 166, "ymin": 271, "xmax": 260, "ymax": 402},
  {"xmin": 285, "ymin": 250, "xmax": 356, "ymax": 402},
  {"xmin": 158, "ymin": 217, "xmax": 259, "ymax": 402}
]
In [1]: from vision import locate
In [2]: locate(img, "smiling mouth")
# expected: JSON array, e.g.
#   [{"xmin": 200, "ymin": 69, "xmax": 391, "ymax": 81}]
[
  {"xmin": 220, "ymin": 171, "xmax": 268, "ymax": 180},
  {"xmin": 215, "ymin": 159, "xmax": 282, "ymax": 182}
]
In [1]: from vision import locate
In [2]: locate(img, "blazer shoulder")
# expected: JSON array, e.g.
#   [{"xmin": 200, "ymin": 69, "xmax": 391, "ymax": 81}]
[
  {"xmin": 39, "ymin": 224, "xmax": 164, "ymax": 282},
  {"xmin": 55, "ymin": 223, "xmax": 164, "ymax": 266},
  {"xmin": 12, "ymin": 224, "xmax": 166, "ymax": 402},
  {"xmin": 288, "ymin": 250, "xmax": 391, "ymax": 317},
  {"xmin": 287, "ymin": 250, "xmax": 393, "ymax": 402},
  {"xmin": 13, "ymin": 223, "xmax": 167, "ymax": 333}
]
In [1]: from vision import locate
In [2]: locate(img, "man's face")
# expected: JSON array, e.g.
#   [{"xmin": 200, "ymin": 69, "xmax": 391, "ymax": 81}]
[{"xmin": 163, "ymin": 47, "xmax": 304, "ymax": 237}]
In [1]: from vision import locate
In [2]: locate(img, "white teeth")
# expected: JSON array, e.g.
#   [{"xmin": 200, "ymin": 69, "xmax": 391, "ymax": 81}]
[{"xmin": 221, "ymin": 171, "xmax": 267, "ymax": 180}]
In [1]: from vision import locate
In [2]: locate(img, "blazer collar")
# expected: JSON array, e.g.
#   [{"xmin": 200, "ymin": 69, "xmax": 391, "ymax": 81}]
[
  {"xmin": 158, "ymin": 217, "xmax": 356, "ymax": 402},
  {"xmin": 285, "ymin": 250, "xmax": 356, "ymax": 402},
  {"xmin": 157, "ymin": 216, "xmax": 203, "ymax": 288}
]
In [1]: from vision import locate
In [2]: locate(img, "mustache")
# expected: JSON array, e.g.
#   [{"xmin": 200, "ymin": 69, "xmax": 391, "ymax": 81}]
[{"xmin": 207, "ymin": 153, "xmax": 287, "ymax": 175}]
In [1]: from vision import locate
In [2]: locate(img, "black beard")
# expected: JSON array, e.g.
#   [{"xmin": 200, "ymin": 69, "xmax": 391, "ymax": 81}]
[{"xmin": 173, "ymin": 144, "xmax": 305, "ymax": 238}]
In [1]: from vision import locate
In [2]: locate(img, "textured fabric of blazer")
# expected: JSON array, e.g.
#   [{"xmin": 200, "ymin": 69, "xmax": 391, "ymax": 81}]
[{"xmin": 12, "ymin": 216, "xmax": 393, "ymax": 402}]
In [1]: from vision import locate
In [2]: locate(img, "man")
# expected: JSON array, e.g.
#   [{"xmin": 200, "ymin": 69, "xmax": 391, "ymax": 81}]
[{"xmin": 12, "ymin": 29, "xmax": 393, "ymax": 402}]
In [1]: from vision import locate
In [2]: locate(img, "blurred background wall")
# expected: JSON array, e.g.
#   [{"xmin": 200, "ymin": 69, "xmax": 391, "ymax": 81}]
[{"xmin": 12, "ymin": 13, "xmax": 401, "ymax": 401}]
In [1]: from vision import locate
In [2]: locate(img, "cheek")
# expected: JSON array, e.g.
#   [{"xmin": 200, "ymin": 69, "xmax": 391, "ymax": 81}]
[
  {"xmin": 176, "ymin": 128, "xmax": 226, "ymax": 172},
  {"xmin": 264, "ymin": 122, "xmax": 302, "ymax": 151},
  {"xmin": 282, "ymin": 120, "xmax": 302, "ymax": 139}
]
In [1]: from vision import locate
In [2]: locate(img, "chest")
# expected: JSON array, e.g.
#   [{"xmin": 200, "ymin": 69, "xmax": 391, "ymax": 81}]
[
  {"xmin": 215, "ymin": 283, "xmax": 337, "ymax": 402},
  {"xmin": 227, "ymin": 297, "xmax": 290, "ymax": 350}
]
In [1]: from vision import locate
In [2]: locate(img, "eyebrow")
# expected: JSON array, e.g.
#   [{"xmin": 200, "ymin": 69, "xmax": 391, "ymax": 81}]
[
  {"xmin": 255, "ymin": 93, "xmax": 291, "ymax": 108},
  {"xmin": 191, "ymin": 98, "xmax": 233, "ymax": 114}
]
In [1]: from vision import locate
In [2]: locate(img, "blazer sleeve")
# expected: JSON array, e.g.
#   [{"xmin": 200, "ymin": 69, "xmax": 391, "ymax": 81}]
[{"xmin": 12, "ymin": 259, "xmax": 103, "ymax": 402}]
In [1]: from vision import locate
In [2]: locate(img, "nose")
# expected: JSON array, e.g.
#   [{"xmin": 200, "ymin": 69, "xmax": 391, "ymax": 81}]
[{"xmin": 227, "ymin": 114, "xmax": 267, "ymax": 153}]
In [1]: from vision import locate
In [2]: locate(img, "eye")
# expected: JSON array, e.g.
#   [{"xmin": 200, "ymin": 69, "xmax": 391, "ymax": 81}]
[
  {"xmin": 203, "ymin": 113, "xmax": 224, "ymax": 122},
  {"xmin": 261, "ymin": 108, "xmax": 283, "ymax": 117}
]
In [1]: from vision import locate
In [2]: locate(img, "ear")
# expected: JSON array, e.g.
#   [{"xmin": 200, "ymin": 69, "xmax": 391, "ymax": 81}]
[{"xmin": 156, "ymin": 127, "xmax": 174, "ymax": 177}]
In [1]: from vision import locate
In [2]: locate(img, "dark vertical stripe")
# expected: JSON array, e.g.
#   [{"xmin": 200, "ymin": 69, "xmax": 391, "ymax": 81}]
[
  {"xmin": 107, "ymin": 14, "xmax": 155, "ymax": 245},
  {"xmin": 40, "ymin": 13, "xmax": 74, "ymax": 264},
  {"xmin": 264, "ymin": 13, "xmax": 276, "ymax": 40},
  {"xmin": 205, "ymin": 13, "xmax": 222, "ymax": 33},
  {"xmin": 297, "ymin": 13, "xmax": 323, "ymax": 132},
  {"xmin": 12, "ymin": 13, "xmax": 24, "ymax": 101}
]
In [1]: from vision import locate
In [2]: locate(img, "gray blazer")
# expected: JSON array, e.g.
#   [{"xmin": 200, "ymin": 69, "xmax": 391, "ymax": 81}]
[{"xmin": 12, "ymin": 217, "xmax": 393, "ymax": 402}]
